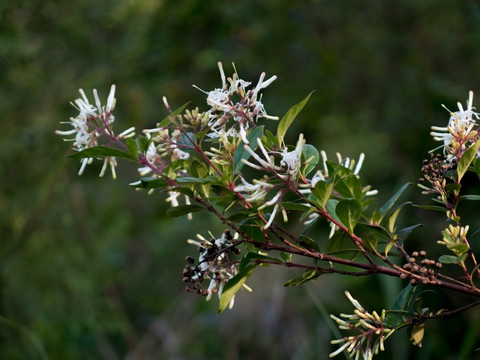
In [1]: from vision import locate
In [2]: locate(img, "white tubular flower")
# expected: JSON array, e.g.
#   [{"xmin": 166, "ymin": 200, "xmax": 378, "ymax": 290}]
[
  {"xmin": 329, "ymin": 292, "xmax": 392, "ymax": 360},
  {"xmin": 195, "ymin": 62, "xmax": 278, "ymax": 140},
  {"xmin": 430, "ymin": 91, "xmax": 479, "ymax": 157},
  {"xmin": 56, "ymin": 85, "xmax": 126, "ymax": 179},
  {"xmin": 279, "ymin": 133, "xmax": 305, "ymax": 178},
  {"xmin": 242, "ymin": 138, "xmax": 277, "ymax": 171},
  {"xmin": 99, "ymin": 157, "xmax": 118, "ymax": 180},
  {"xmin": 234, "ymin": 177, "xmax": 274, "ymax": 202}
]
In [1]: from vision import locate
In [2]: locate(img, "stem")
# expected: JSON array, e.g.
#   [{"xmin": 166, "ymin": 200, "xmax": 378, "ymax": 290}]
[{"xmin": 179, "ymin": 128, "xmax": 224, "ymax": 177}]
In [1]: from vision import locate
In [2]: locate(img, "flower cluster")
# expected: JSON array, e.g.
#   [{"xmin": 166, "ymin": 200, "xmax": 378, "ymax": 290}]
[
  {"xmin": 196, "ymin": 62, "xmax": 279, "ymax": 143},
  {"xmin": 418, "ymin": 153, "xmax": 456, "ymax": 199},
  {"xmin": 234, "ymin": 134, "xmax": 308, "ymax": 228},
  {"xmin": 183, "ymin": 231, "xmax": 250, "ymax": 309},
  {"xmin": 438, "ymin": 224, "xmax": 469, "ymax": 254},
  {"xmin": 55, "ymin": 85, "xmax": 135, "ymax": 178},
  {"xmin": 329, "ymin": 291, "xmax": 393, "ymax": 360},
  {"xmin": 430, "ymin": 91, "xmax": 480, "ymax": 160}
]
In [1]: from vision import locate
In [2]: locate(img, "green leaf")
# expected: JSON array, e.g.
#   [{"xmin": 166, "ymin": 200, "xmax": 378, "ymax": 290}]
[
  {"xmin": 166, "ymin": 205, "xmax": 203, "ymax": 217},
  {"xmin": 445, "ymin": 182, "xmax": 461, "ymax": 195},
  {"xmin": 264, "ymin": 129, "xmax": 278, "ymax": 147},
  {"xmin": 126, "ymin": 138, "xmax": 139, "ymax": 158},
  {"xmin": 130, "ymin": 177, "xmax": 169, "ymax": 189},
  {"xmin": 233, "ymin": 126, "xmax": 265, "ymax": 172},
  {"xmin": 458, "ymin": 138, "xmax": 480, "ymax": 181},
  {"xmin": 281, "ymin": 202, "xmax": 311, "ymax": 211},
  {"xmin": 312, "ymin": 180, "xmax": 334, "ymax": 209},
  {"xmin": 410, "ymin": 322, "xmax": 425, "ymax": 348},
  {"xmin": 280, "ymin": 252, "xmax": 292, "ymax": 262},
  {"xmin": 387, "ymin": 202, "xmax": 412, "ymax": 234},
  {"xmin": 377, "ymin": 183, "xmax": 413, "ymax": 220},
  {"xmin": 475, "ymin": 157, "xmax": 480, "ymax": 180},
  {"xmin": 299, "ymin": 235, "xmax": 320, "ymax": 252},
  {"xmin": 219, "ymin": 253, "xmax": 259, "ymax": 313},
  {"xmin": 239, "ymin": 252, "xmax": 284, "ymax": 269},
  {"xmin": 397, "ymin": 224, "xmax": 423, "ymax": 241},
  {"xmin": 413, "ymin": 204, "xmax": 446, "ymax": 212},
  {"xmin": 335, "ymin": 199, "xmax": 362, "ymax": 234},
  {"xmin": 362, "ymin": 233, "xmax": 378, "ymax": 252},
  {"xmin": 277, "ymin": 91, "xmax": 314, "ymax": 146},
  {"xmin": 176, "ymin": 176, "xmax": 217, "ymax": 184},
  {"xmin": 283, "ymin": 269, "xmax": 322, "ymax": 287},
  {"xmin": 392, "ymin": 284, "xmax": 416, "ymax": 311},
  {"xmin": 135, "ymin": 135, "xmax": 151, "ymax": 153},
  {"xmin": 439, "ymin": 254, "xmax": 467, "ymax": 265},
  {"xmin": 68, "ymin": 146, "xmax": 136, "ymax": 160},
  {"xmin": 302, "ymin": 144, "xmax": 319, "ymax": 176},
  {"xmin": 158, "ymin": 102, "xmax": 190, "ymax": 127},
  {"xmin": 459, "ymin": 195, "xmax": 480, "ymax": 201},
  {"xmin": 179, "ymin": 131, "xmax": 195, "ymax": 148},
  {"xmin": 385, "ymin": 240, "xmax": 397, "ymax": 257},
  {"xmin": 335, "ymin": 175, "xmax": 363, "ymax": 201},
  {"xmin": 449, "ymin": 244, "xmax": 469, "ymax": 256}
]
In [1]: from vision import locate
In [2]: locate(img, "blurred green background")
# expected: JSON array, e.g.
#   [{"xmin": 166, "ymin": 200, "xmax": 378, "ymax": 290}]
[{"xmin": 3, "ymin": 0, "xmax": 480, "ymax": 359}]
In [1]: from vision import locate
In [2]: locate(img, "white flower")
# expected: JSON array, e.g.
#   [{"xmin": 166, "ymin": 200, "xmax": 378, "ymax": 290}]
[
  {"xmin": 195, "ymin": 62, "xmax": 278, "ymax": 141},
  {"xmin": 279, "ymin": 133, "xmax": 305, "ymax": 177},
  {"xmin": 234, "ymin": 177, "xmax": 274, "ymax": 202},
  {"xmin": 56, "ymin": 85, "xmax": 122, "ymax": 178},
  {"xmin": 430, "ymin": 91, "xmax": 479, "ymax": 156}
]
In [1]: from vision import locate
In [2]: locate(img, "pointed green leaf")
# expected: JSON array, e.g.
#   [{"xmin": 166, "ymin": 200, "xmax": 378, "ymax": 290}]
[
  {"xmin": 239, "ymin": 252, "xmax": 284, "ymax": 269},
  {"xmin": 335, "ymin": 199, "xmax": 362, "ymax": 234},
  {"xmin": 281, "ymin": 202, "xmax": 311, "ymax": 211},
  {"xmin": 385, "ymin": 240, "xmax": 396, "ymax": 257},
  {"xmin": 362, "ymin": 233, "xmax": 378, "ymax": 252},
  {"xmin": 136, "ymin": 135, "xmax": 151, "ymax": 153},
  {"xmin": 438, "ymin": 254, "xmax": 467, "ymax": 265},
  {"xmin": 277, "ymin": 91, "xmax": 314, "ymax": 146},
  {"xmin": 176, "ymin": 176, "xmax": 217, "ymax": 184},
  {"xmin": 449, "ymin": 244, "xmax": 469, "ymax": 256},
  {"xmin": 219, "ymin": 264, "xmax": 256, "ymax": 313},
  {"xmin": 126, "ymin": 138, "xmax": 139, "ymax": 158},
  {"xmin": 299, "ymin": 235, "xmax": 320, "ymax": 252},
  {"xmin": 458, "ymin": 138, "xmax": 480, "ymax": 181},
  {"xmin": 158, "ymin": 102, "xmax": 190, "ymax": 127},
  {"xmin": 387, "ymin": 202, "xmax": 412, "ymax": 234},
  {"xmin": 459, "ymin": 195, "xmax": 480, "ymax": 201},
  {"xmin": 166, "ymin": 205, "xmax": 203, "ymax": 217},
  {"xmin": 411, "ymin": 322, "xmax": 425, "ymax": 347},
  {"xmin": 335, "ymin": 175, "xmax": 363, "ymax": 201},
  {"xmin": 129, "ymin": 177, "xmax": 169, "ymax": 189},
  {"xmin": 413, "ymin": 204, "xmax": 446, "ymax": 212},
  {"xmin": 68, "ymin": 146, "xmax": 137, "ymax": 160},
  {"xmin": 378, "ymin": 183, "xmax": 412, "ymax": 219},
  {"xmin": 392, "ymin": 284, "xmax": 416, "ymax": 311},
  {"xmin": 283, "ymin": 269, "xmax": 322, "ymax": 287},
  {"xmin": 233, "ymin": 126, "xmax": 265, "ymax": 172},
  {"xmin": 302, "ymin": 144, "xmax": 319, "ymax": 176},
  {"xmin": 397, "ymin": 224, "xmax": 423, "ymax": 240},
  {"xmin": 312, "ymin": 180, "xmax": 334, "ymax": 209}
]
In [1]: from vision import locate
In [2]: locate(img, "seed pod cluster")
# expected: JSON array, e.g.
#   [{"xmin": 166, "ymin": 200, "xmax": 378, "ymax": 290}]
[
  {"xmin": 183, "ymin": 230, "xmax": 241, "ymax": 297},
  {"xmin": 402, "ymin": 251, "xmax": 442, "ymax": 285}
]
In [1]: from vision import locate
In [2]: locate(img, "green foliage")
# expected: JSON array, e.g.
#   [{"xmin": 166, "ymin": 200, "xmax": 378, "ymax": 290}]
[
  {"xmin": 457, "ymin": 138, "xmax": 480, "ymax": 181},
  {"xmin": 276, "ymin": 91, "xmax": 313, "ymax": 146},
  {"xmin": 68, "ymin": 146, "xmax": 137, "ymax": 160},
  {"xmin": 5, "ymin": 1, "xmax": 480, "ymax": 359}
]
